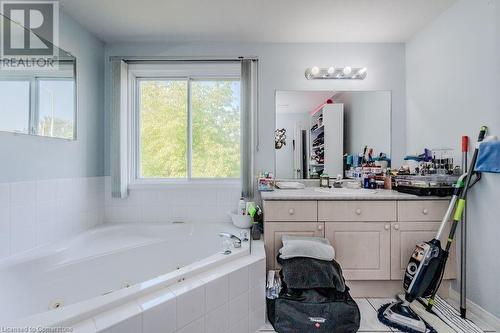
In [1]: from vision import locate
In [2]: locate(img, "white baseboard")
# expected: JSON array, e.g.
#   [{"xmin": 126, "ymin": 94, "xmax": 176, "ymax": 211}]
[{"xmin": 448, "ymin": 288, "xmax": 500, "ymax": 331}]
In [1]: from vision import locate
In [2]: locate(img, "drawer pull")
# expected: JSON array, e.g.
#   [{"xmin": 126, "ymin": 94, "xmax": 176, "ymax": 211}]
[
  {"xmin": 384, "ymin": 224, "xmax": 390, "ymax": 231},
  {"xmin": 288, "ymin": 208, "xmax": 295, "ymax": 215},
  {"xmin": 355, "ymin": 208, "xmax": 362, "ymax": 215},
  {"xmin": 317, "ymin": 224, "xmax": 323, "ymax": 231},
  {"xmin": 394, "ymin": 224, "xmax": 400, "ymax": 230},
  {"xmin": 422, "ymin": 208, "xmax": 429, "ymax": 215}
]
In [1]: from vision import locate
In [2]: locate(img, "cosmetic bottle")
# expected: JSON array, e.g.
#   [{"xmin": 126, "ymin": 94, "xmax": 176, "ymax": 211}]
[{"xmin": 238, "ymin": 198, "xmax": 246, "ymax": 215}]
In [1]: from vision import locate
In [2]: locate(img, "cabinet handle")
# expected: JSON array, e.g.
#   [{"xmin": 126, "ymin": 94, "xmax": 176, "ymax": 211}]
[
  {"xmin": 422, "ymin": 208, "xmax": 429, "ymax": 215},
  {"xmin": 355, "ymin": 208, "xmax": 362, "ymax": 215},
  {"xmin": 288, "ymin": 208, "xmax": 295, "ymax": 215},
  {"xmin": 384, "ymin": 224, "xmax": 390, "ymax": 231},
  {"xmin": 317, "ymin": 224, "xmax": 323, "ymax": 231},
  {"xmin": 394, "ymin": 224, "xmax": 400, "ymax": 230}
]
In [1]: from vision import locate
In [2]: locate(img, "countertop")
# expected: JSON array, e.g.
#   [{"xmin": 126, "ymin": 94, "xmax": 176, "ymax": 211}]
[{"xmin": 260, "ymin": 187, "xmax": 449, "ymax": 201}]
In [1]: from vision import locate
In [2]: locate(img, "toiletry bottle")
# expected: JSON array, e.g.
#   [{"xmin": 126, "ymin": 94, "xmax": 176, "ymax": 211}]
[
  {"xmin": 363, "ymin": 175, "xmax": 370, "ymax": 189},
  {"xmin": 384, "ymin": 169, "xmax": 392, "ymax": 190},
  {"xmin": 238, "ymin": 198, "xmax": 246, "ymax": 215},
  {"xmin": 320, "ymin": 174, "xmax": 330, "ymax": 188}
]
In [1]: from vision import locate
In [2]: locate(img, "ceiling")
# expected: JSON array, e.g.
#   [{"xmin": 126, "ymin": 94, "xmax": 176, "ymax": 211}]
[
  {"xmin": 59, "ymin": 0, "xmax": 455, "ymax": 43},
  {"xmin": 276, "ymin": 91, "xmax": 335, "ymax": 114}
]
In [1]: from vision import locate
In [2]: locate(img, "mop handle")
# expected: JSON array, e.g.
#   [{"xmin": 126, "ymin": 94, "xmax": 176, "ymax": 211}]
[
  {"xmin": 460, "ymin": 135, "xmax": 469, "ymax": 318},
  {"xmin": 462, "ymin": 136, "xmax": 468, "ymax": 152},
  {"xmin": 453, "ymin": 126, "xmax": 487, "ymax": 222},
  {"xmin": 427, "ymin": 127, "xmax": 487, "ymax": 312}
]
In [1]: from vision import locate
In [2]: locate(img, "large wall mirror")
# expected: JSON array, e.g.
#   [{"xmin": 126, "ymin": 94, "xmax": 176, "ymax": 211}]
[
  {"xmin": 275, "ymin": 90, "xmax": 391, "ymax": 179},
  {"xmin": 0, "ymin": 14, "xmax": 77, "ymax": 140}
]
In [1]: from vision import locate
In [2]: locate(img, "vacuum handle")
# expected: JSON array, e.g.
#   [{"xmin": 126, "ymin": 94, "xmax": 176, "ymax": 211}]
[{"xmin": 478, "ymin": 126, "xmax": 488, "ymax": 142}]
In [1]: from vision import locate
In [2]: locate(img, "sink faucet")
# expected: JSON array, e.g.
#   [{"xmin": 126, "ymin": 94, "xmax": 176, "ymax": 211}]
[{"xmin": 219, "ymin": 232, "xmax": 242, "ymax": 248}]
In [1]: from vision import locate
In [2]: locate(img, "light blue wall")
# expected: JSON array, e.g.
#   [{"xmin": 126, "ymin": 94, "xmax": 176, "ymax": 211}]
[
  {"xmin": 104, "ymin": 42, "xmax": 407, "ymax": 177},
  {"xmin": 0, "ymin": 10, "xmax": 105, "ymax": 183},
  {"xmin": 406, "ymin": 0, "xmax": 500, "ymax": 317}
]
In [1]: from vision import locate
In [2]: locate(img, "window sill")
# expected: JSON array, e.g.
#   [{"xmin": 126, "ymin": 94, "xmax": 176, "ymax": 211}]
[{"xmin": 128, "ymin": 179, "xmax": 241, "ymax": 190}]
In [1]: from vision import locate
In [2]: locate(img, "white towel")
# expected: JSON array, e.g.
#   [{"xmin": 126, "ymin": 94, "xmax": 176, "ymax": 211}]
[{"xmin": 279, "ymin": 235, "xmax": 335, "ymax": 261}]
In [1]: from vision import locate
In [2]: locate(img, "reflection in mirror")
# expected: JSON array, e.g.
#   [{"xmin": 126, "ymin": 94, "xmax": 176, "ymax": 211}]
[
  {"xmin": 275, "ymin": 90, "xmax": 391, "ymax": 179},
  {"xmin": 0, "ymin": 14, "xmax": 76, "ymax": 140}
]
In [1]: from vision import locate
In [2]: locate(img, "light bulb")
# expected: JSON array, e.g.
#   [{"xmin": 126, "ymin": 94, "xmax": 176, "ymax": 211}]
[
  {"xmin": 327, "ymin": 66, "xmax": 335, "ymax": 75},
  {"xmin": 343, "ymin": 66, "xmax": 352, "ymax": 75},
  {"xmin": 311, "ymin": 66, "xmax": 320, "ymax": 76}
]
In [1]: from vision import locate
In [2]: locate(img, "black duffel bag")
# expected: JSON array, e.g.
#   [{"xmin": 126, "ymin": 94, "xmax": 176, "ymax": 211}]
[
  {"xmin": 277, "ymin": 256, "xmax": 346, "ymax": 291},
  {"xmin": 267, "ymin": 287, "xmax": 360, "ymax": 333}
]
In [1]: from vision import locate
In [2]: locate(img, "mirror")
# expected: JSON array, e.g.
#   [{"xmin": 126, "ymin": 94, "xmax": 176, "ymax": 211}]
[
  {"xmin": 275, "ymin": 90, "xmax": 391, "ymax": 179},
  {"xmin": 0, "ymin": 14, "xmax": 77, "ymax": 140}
]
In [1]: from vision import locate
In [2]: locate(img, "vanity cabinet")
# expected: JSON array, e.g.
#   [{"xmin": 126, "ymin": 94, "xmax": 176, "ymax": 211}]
[
  {"xmin": 318, "ymin": 201, "xmax": 397, "ymax": 222},
  {"xmin": 324, "ymin": 222, "xmax": 391, "ymax": 280},
  {"xmin": 264, "ymin": 201, "xmax": 317, "ymax": 222},
  {"xmin": 263, "ymin": 198, "xmax": 456, "ymax": 283},
  {"xmin": 319, "ymin": 201, "xmax": 395, "ymax": 280},
  {"xmin": 264, "ymin": 221, "xmax": 325, "ymax": 270}
]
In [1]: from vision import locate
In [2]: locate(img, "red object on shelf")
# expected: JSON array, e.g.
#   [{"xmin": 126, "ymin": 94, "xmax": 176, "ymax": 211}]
[
  {"xmin": 310, "ymin": 99, "xmax": 335, "ymax": 116},
  {"xmin": 462, "ymin": 136, "xmax": 469, "ymax": 152}
]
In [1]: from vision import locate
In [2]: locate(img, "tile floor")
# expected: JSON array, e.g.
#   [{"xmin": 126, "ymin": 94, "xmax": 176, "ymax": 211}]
[{"xmin": 259, "ymin": 298, "xmax": 497, "ymax": 333}]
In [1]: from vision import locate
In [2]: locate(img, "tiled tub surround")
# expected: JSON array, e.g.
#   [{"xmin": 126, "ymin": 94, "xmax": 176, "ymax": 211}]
[
  {"xmin": 0, "ymin": 177, "xmax": 105, "ymax": 260},
  {"xmin": 2, "ymin": 221, "xmax": 266, "ymax": 333},
  {"xmin": 104, "ymin": 178, "xmax": 242, "ymax": 224}
]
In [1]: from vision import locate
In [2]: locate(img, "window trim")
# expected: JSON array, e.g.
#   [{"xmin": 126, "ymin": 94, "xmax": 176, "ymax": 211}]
[{"xmin": 128, "ymin": 63, "xmax": 241, "ymax": 185}]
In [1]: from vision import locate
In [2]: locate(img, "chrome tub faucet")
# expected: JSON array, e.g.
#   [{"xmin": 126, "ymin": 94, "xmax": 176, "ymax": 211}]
[{"xmin": 219, "ymin": 232, "xmax": 242, "ymax": 249}]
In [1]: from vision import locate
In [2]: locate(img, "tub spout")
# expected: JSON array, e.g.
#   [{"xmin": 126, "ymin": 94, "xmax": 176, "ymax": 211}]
[{"xmin": 219, "ymin": 232, "xmax": 242, "ymax": 248}]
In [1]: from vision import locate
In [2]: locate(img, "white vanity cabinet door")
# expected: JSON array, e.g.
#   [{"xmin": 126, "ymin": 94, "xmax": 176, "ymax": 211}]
[
  {"xmin": 264, "ymin": 222, "xmax": 325, "ymax": 270},
  {"xmin": 325, "ymin": 222, "xmax": 391, "ymax": 280},
  {"xmin": 390, "ymin": 221, "xmax": 457, "ymax": 280}
]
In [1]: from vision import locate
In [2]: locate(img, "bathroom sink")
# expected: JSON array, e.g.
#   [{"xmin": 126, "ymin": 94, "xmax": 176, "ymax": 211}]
[{"xmin": 314, "ymin": 187, "xmax": 378, "ymax": 195}]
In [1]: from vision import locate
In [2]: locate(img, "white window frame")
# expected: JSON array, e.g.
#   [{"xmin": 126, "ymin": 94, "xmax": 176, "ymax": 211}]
[
  {"xmin": 128, "ymin": 62, "xmax": 241, "ymax": 186},
  {"xmin": 0, "ymin": 63, "xmax": 76, "ymax": 139}
]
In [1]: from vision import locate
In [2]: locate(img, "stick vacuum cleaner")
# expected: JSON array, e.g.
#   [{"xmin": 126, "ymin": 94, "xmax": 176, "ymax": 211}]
[{"xmin": 378, "ymin": 126, "xmax": 487, "ymax": 333}]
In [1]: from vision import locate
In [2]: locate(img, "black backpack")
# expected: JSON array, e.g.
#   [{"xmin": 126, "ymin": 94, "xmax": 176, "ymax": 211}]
[{"xmin": 267, "ymin": 256, "xmax": 360, "ymax": 333}]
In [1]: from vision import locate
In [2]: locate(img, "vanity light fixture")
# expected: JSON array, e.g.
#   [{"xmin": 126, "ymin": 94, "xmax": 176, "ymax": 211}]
[
  {"xmin": 305, "ymin": 66, "xmax": 367, "ymax": 80},
  {"xmin": 310, "ymin": 66, "xmax": 320, "ymax": 76},
  {"xmin": 342, "ymin": 66, "xmax": 352, "ymax": 75}
]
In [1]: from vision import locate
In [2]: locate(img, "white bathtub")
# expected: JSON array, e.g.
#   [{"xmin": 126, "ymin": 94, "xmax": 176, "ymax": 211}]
[{"xmin": 1, "ymin": 222, "xmax": 266, "ymax": 332}]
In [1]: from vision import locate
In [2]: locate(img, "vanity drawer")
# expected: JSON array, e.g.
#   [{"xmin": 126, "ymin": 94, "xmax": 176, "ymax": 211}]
[
  {"xmin": 318, "ymin": 201, "xmax": 396, "ymax": 222},
  {"xmin": 263, "ymin": 201, "xmax": 317, "ymax": 221},
  {"xmin": 398, "ymin": 201, "xmax": 449, "ymax": 221}
]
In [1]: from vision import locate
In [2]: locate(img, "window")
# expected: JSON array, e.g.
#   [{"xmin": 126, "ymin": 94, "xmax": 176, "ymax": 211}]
[
  {"xmin": 139, "ymin": 79, "xmax": 188, "ymax": 178},
  {"xmin": 0, "ymin": 73, "xmax": 75, "ymax": 139},
  {"xmin": 191, "ymin": 80, "xmax": 240, "ymax": 178},
  {"xmin": 131, "ymin": 63, "xmax": 241, "ymax": 181}
]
